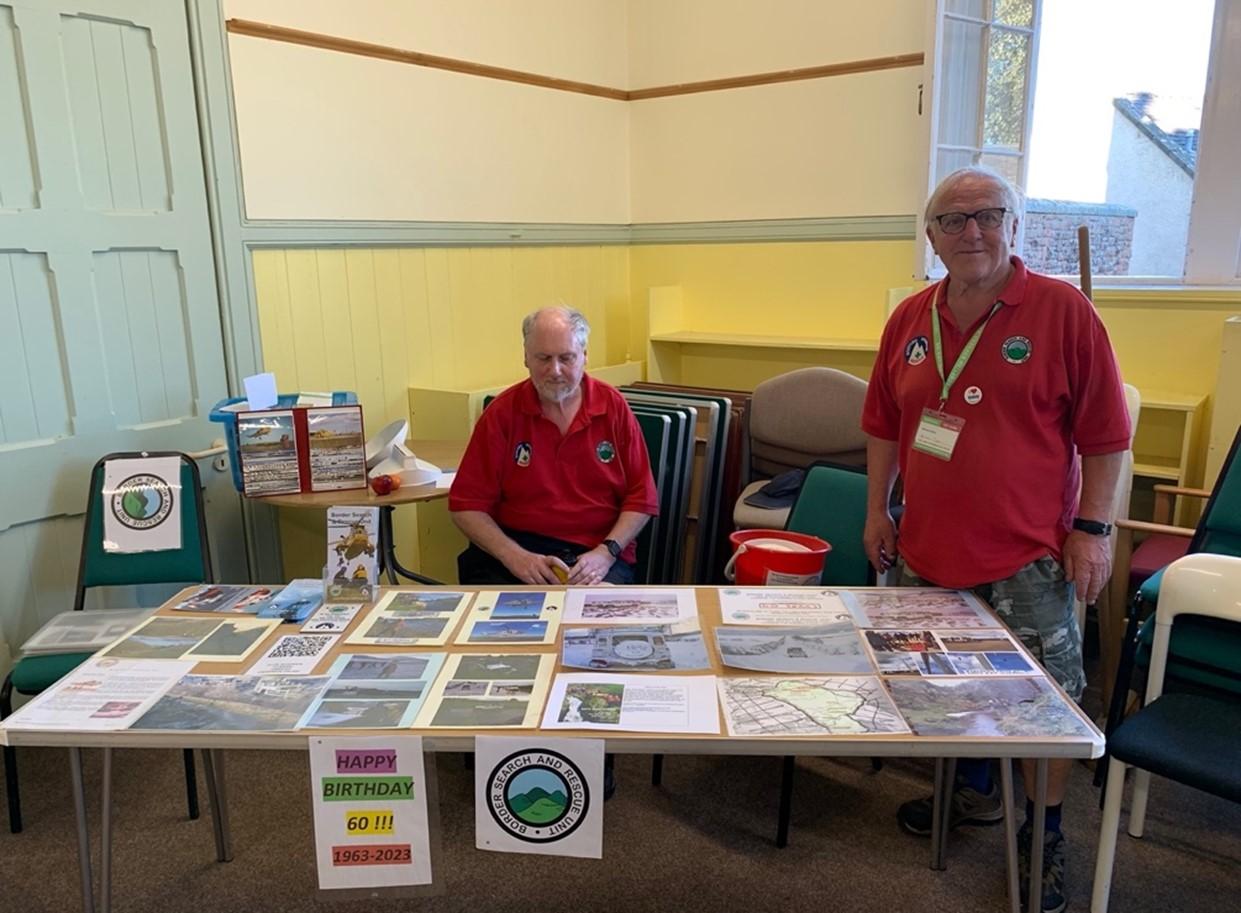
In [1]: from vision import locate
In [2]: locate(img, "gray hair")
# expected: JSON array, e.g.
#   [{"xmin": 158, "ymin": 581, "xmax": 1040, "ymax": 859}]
[
  {"xmin": 522, "ymin": 306, "xmax": 590, "ymax": 351},
  {"xmin": 924, "ymin": 165, "xmax": 1024, "ymax": 224}
]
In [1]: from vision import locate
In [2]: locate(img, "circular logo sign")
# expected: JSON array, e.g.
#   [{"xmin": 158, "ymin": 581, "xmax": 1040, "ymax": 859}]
[
  {"xmin": 904, "ymin": 335, "xmax": 929, "ymax": 366},
  {"xmin": 487, "ymin": 749, "xmax": 590, "ymax": 843},
  {"xmin": 596, "ymin": 440, "xmax": 616, "ymax": 463},
  {"xmin": 514, "ymin": 442, "xmax": 532, "ymax": 467},
  {"xmin": 110, "ymin": 474, "xmax": 174, "ymax": 530},
  {"xmin": 613, "ymin": 638, "xmax": 654, "ymax": 660},
  {"xmin": 1001, "ymin": 336, "xmax": 1032, "ymax": 364},
  {"xmin": 963, "ymin": 385, "xmax": 983, "ymax": 405}
]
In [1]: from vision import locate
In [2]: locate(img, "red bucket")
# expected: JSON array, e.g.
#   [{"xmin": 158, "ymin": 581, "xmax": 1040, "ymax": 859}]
[{"xmin": 724, "ymin": 530, "xmax": 831, "ymax": 586}]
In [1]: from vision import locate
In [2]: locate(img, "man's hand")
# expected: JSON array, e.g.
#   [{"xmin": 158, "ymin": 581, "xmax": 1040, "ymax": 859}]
[
  {"xmin": 567, "ymin": 546, "xmax": 614, "ymax": 586},
  {"xmin": 502, "ymin": 548, "xmax": 571, "ymax": 585},
  {"xmin": 864, "ymin": 511, "xmax": 898, "ymax": 575},
  {"xmin": 1062, "ymin": 529, "xmax": 1112, "ymax": 605}
]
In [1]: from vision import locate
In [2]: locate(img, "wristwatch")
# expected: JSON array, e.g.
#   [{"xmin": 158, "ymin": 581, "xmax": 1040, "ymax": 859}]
[
  {"xmin": 602, "ymin": 538, "xmax": 623, "ymax": 559},
  {"xmin": 1072, "ymin": 517, "xmax": 1113, "ymax": 536}
]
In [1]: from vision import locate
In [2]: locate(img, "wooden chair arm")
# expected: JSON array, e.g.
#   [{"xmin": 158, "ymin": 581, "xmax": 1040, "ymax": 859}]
[
  {"xmin": 1151, "ymin": 484, "xmax": 1211, "ymax": 500},
  {"xmin": 1151, "ymin": 484, "xmax": 1210, "ymax": 524},
  {"xmin": 1113, "ymin": 518, "xmax": 1194, "ymax": 537}
]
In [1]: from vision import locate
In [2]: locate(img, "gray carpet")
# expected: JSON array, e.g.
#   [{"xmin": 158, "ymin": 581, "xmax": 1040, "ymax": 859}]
[{"xmin": 2, "ymin": 742, "xmax": 1238, "ymax": 913}]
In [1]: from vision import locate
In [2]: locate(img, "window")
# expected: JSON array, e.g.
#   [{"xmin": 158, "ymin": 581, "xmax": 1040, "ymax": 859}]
[{"xmin": 920, "ymin": 0, "xmax": 1241, "ymax": 284}]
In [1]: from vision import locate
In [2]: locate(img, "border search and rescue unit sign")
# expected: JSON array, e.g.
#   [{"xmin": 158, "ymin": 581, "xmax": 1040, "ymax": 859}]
[
  {"xmin": 101, "ymin": 456, "xmax": 182, "ymax": 553},
  {"xmin": 308, "ymin": 736, "xmax": 434, "ymax": 890},
  {"xmin": 475, "ymin": 736, "xmax": 604, "ymax": 858}
]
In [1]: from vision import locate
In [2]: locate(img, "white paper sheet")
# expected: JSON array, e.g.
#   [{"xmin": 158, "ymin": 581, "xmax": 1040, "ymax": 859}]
[
  {"xmin": 5, "ymin": 658, "xmax": 194, "ymax": 730},
  {"xmin": 101, "ymin": 456, "xmax": 183, "ymax": 553},
  {"xmin": 561, "ymin": 588, "xmax": 698, "ymax": 625},
  {"xmin": 474, "ymin": 736, "xmax": 604, "ymax": 858},
  {"xmin": 309, "ymin": 735, "xmax": 435, "ymax": 890},
  {"xmin": 717, "ymin": 587, "xmax": 853, "ymax": 626},
  {"xmin": 248, "ymin": 634, "xmax": 339, "ymax": 675},
  {"xmin": 541, "ymin": 673, "xmax": 720, "ymax": 734}
]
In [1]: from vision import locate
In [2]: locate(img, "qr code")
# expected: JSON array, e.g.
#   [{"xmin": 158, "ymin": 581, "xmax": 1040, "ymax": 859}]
[{"xmin": 268, "ymin": 635, "xmax": 334, "ymax": 658}]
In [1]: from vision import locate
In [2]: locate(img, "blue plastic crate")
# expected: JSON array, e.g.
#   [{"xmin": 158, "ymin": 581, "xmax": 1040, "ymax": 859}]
[{"xmin": 209, "ymin": 392, "xmax": 358, "ymax": 492}]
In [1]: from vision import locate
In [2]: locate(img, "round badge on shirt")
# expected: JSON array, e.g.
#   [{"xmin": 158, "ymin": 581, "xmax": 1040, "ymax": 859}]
[
  {"xmin": 514, "ymin": 442, "xmax": 532, "ymax": 467},
  {"xmin": 963, "ymin": 385, "xmax": 983, "ymax": 405},
  {"xmin": 596, "ymin": 440, "xmax": 616, "ymax": 463},
  {"xmin": 904, "ymin": 336, "xmax": 929, "ymax": 366},
  {"xmin": 1001, "ymin": 336, "xmax": 1032, "ymax": 364}
]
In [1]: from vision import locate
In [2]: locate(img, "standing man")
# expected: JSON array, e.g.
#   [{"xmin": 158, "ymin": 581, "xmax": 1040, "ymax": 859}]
[
  {"xmin": 450, "ymin": 306, "xmax": 659, "ymax": 587},
  {"xmin": 862, "ymin": 167, "xmax": 1130, "ymax": 913}
]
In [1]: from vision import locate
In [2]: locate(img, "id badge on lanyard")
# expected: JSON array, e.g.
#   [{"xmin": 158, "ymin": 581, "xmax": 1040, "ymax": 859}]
[{"xmin": 913, "ymin": 289, "xmax": 1001, "ymax": 462}]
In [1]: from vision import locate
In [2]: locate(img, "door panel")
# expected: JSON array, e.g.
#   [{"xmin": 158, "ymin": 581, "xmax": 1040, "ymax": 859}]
[{"xmin": 0, "ymin": 0, "xmax": 245, "ymax": 652}]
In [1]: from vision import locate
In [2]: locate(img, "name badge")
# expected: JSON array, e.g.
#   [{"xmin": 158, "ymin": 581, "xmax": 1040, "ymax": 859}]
[{"xmin": 912, "ymin": 408, "xmax": 965, "ymax": 461}]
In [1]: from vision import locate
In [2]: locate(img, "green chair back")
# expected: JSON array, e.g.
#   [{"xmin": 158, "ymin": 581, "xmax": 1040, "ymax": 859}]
[
  {"xmin": 784, "ymin": 461, "xmax": 873, "ymax": 588},
  {"xmin": 1191, "ymin": 426, "xmax": 1241, "ymax": 559},
  {"xmin": 76, "ymin": 452, "xmax": 213, "ymax": 604}
]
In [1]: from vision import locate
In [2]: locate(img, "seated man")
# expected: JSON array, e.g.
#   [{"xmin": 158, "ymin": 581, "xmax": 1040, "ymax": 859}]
[{"xmin": 449, "ymin": 306, "xmax": 659, "ymax": 586}]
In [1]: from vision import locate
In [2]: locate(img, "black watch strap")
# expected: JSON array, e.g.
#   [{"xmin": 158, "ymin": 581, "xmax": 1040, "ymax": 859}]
[
  {"xmin": 602, "ymin": 538, "xmax": 622, "ymax": 559},
  {"xmin": 1072, "ymin": 517, "xmax": 1113, "ymax": 536}
]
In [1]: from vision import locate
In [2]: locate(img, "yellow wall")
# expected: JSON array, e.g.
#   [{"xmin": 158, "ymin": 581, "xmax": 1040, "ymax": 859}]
[{"xmin": 252, "ymin": 245, "xmax": 631, "ymax": 579}]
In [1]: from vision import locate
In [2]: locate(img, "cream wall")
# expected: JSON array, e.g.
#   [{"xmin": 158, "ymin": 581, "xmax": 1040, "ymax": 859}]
[{"xmin": 226, "ymin": 1, "xmax": 630, "ymax": 221}]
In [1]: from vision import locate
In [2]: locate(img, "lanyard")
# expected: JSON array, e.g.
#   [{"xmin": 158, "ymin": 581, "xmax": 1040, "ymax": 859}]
[{"xmin": 930, "ymin": 283, "xmax": 1002, "ymax": 406}]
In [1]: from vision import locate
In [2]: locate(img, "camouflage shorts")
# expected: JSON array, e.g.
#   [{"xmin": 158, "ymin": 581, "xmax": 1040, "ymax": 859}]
[{"xmin": 896, "ymin": 556, "xmax": 1086, "ymax": 702}]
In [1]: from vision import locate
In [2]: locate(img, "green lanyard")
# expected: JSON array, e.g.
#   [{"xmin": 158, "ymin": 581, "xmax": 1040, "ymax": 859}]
[{"xmin": 930, "ymin": 283, "xmax": 1002, "ymax": 406}]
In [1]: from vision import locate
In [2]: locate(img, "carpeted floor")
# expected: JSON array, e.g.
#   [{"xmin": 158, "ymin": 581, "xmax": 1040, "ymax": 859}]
[{"xmin": 1, "ymin": 741, "xmax": 1238, "ymax": 913}]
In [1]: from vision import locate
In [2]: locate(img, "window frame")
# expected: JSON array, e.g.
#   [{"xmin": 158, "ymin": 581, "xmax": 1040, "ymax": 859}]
[{"xmin": 919, "ymin": 0, "xmax": 1241, "ymax": 287}]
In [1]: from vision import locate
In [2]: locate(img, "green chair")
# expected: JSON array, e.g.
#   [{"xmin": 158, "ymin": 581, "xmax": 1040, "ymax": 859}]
[
  {"xmin": 2, "ymin": 452, "xmax": 213, "ymax": 833},
  {"xmin": 1099, "ymin": 424, "xmax": 1241, "ymax": 788},
  {"xmin": 784, "ymin": 461, "xmax": 874, "ymax": 588}
]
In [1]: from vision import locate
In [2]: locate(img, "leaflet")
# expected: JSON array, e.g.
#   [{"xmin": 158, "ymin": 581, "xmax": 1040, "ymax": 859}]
[
  {"xmin": 5, "ymin": 658, "xmax": 194, "ymax": 730},
  {"xmin": 541, "ymin": 673, "xmax": 720, "ymax": 734},
  {"xmin": 717, "ymin": 587, "xmax": 853, "ymax": 626}
]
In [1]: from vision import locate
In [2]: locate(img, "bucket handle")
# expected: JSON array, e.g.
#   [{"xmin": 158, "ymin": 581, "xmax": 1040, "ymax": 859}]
[{"xmin": 723, "ymin": 542, "xmax": 750, "ymax": 582}]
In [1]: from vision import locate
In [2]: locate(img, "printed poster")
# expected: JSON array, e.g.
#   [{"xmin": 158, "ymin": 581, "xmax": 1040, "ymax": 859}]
[
  {"xmin": 4, "ymin": 658, "xmax": 194, "ymax": 730},
  {"xmin": 475, "ymin": 736, "xmax": 604, "ymax": 859},
  {"xmin": 541, "ymin": 673, "xmax": 720, "ymax": 734},
  {"xmin": 455, "ymin": 590, "xmax": 562, "ymax": 646},
  {"xmin": 101, "ymin": 456, "xmax": 182, "ymax": 553},
  {"xmin": 327, "ymin": 507, "xmax": 379, "ymax": 599},
  {"xmin": 308, "ymin": 735, "xmax": 436, "ymax": 891},
  {"xmin": 238, "ymin": 410, "xmax": 300, "ymax": 496},
  {"xmin": 562, "ymin": 588, "xmax": 699, "ymax": 625},
  {"xmin": 308, "ymin": 406, "xmax": 368, "ymax": 492}
]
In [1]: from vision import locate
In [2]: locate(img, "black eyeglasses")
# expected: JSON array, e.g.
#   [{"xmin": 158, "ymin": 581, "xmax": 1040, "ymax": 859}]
[{"xmin": 933, "ymin": 208, "xmax": 1009, "ymax": 234}]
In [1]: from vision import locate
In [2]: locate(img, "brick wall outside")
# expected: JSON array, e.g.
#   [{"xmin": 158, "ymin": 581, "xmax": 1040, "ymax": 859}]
[{"xmin": 1022, "ymin": 199, "xmax": 1136, "ymax": 276}]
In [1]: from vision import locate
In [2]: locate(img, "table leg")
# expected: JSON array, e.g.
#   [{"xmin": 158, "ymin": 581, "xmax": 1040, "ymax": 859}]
[
  {"xmin": 379, "ymin": 505, "xmax": 439, "ymax": 585},
  {"xmin": 69, "ymin": 747, "xmax": 96, "ymax": 913},
  {"xmin": 1028, "ymin": 758, "xmax": 1048, "ymax": 913},
  {"xmin": 1001, "ymin": 759, "xmax": 1020, "ymax": 913},
  {"xmin": 202, "ymin": 750, "xmax": 233, "ymax": 863},
  {"xmin": 930, "ymin": 757, "xmax": 956, "ymax": 871},
  {"xmin": 100, "ymin": 748, "xmax": 113, "ymax": 913},
  {"xmin": 775, "ymin": 755, "xmax": 795, "ymax": 848}
]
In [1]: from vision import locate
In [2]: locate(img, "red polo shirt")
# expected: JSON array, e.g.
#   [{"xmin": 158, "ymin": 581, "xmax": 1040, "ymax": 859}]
[
  {"xmin": 862, "ymin": 257, "xmax": 1130, "ymax": 588},
  {"xmin": 449, "ymin": 374, "xmax": 659, "ymax": 563}
]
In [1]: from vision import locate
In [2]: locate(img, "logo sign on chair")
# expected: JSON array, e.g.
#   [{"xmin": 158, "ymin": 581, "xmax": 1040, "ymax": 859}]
[{"xmin": 102, "ymin": 456, "xmax": 182, "ymax": 553}]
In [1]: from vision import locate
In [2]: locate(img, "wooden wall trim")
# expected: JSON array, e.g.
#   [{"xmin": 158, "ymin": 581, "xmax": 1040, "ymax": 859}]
[{"xmin": 225, "ymin": 18, "xmax": 923, "ymax": 100}]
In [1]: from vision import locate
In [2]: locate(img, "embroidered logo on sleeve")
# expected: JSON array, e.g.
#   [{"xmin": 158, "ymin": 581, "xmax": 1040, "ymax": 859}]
[
  {"xmin": 904, "ymin": 336, "xmax": 929, "ymax": 365},
  {"xmin": 514, "ymin": 442, "xmax": 532, "ymax": 467}
]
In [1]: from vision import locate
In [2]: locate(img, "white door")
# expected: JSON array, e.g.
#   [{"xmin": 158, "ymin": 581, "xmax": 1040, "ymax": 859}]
[{"xmin": 0, "ymin": 0, "xmax": 245, "ymax": 655}]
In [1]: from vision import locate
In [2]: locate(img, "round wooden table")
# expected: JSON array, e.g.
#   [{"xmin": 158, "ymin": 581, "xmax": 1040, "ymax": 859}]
[{"xmin": 259, "ymin": 439, "xmax": 465, "ymax": 585}]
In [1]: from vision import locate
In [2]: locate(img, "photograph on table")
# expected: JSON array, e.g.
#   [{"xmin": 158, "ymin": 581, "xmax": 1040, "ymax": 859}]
[
  {"xmin": 348, "ymin": 590, "xmax": 473, "ymax": 647},
  {"xmin": 717, "ymin": 588, "xmax": 853, "ymax": 626},
  {"xmin": 560, "ymin": 622, "xmax": 710, "ymax": 671},
  {"xmin": 171, "ymin": 584, "xmax": 252, "ymax": 613},
  {"xmin": 864, "ymin": 629, "xmax": 950, "ymax": 675},
  {"xmin": 100, "ymin": 616, "xmax": 224, "ymax": 660},
  {"xmin": 185, "ymin": 618, "xmax": 281, "ymax": 663},
  {"xmin": 457, "ymin": 590, "xmax": 562, "ymax": 645},
  {"xmin": 562, "ymin": 588, "xmax": 698, "ymax": 624},
  {"xmin": 885, "ymin": 676, "xmax": 1097, "ymax": 739},
  {"xmin": 714, "ymin": 622, "xmax": 871, "ymax": 674},
  {"xmin": 542, "ymin": 673, "xmax": 720, "ymax": 733},
  {"xmin": 132, "ymin": 674, "xmax": 330, "ymax": 730},
  {"xmin": 413, "ymin": 652, "xmax": 554, "ymax": 729},
  {"xmin": 842, "ymin": 588, "xmax": 998, "ymax": 629},
  {"xmin": 237, "ymin": 410, "xmax": 300, "ymax": 496},
  {"xmin": 228, "ymin": 586, "xmax": 282, "ymax": 614},
  {"xmin": 298, "ymin": 651, "xmax": 445, "ymax": 729},
  {"xmin": 718, "ymin": 676, "xmax": 910, "ymax": 737},
  {"xmin": 375, "ymin": 590, "xmax": 473, "ymax": 615},
  {"xmin": 256, "ymin": 578, "xmax": 324, "ymax": 622}
]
